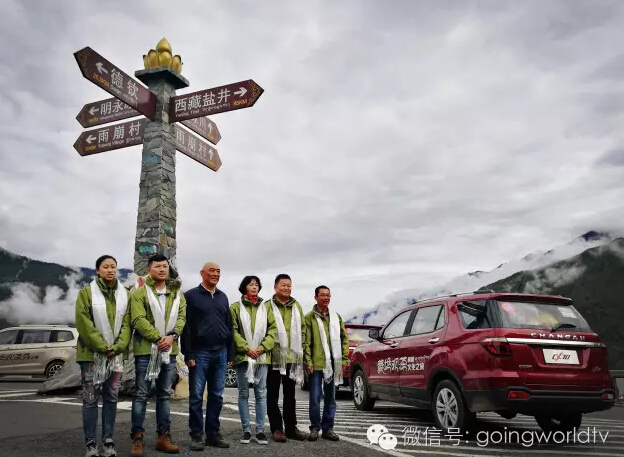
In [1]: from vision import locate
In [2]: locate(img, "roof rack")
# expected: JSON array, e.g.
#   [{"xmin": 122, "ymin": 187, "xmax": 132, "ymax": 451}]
[
  {"xmin": 411, "ymin": 290, "xmax": 487, "ymax": 304},
  {"xmin": 15, "ymin": 324, "xmax": 73, "ymax": 328}
]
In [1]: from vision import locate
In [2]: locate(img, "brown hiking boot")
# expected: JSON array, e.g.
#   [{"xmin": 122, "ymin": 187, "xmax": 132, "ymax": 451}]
[
  {"xmin": 155, "ymin": 432, "xmax": 180, "ymax": 454},
  {"xmin": 272, "ymin": 430, "xmax": 287, "ymax": 442},
  {"xmin": 130, "ymin": 432, "xmax": 144, "ymax": 457},
  {"xmin": 286, "ymin": 427, "xmax": 308, "ymax": 441},
  {"xmin": 322, "ymin": 429, "xmax": 339, "ymax": 441}
]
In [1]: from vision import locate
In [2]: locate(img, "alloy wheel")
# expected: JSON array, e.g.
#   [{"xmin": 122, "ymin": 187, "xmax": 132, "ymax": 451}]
[
  {"xmin": 436, "ymin": 387, "xmax": 459, "ymax": 429},
  {"xmin": 46, "ymin": 363, "xmax": 64, "ymax": 378},
  {"xmin": 353, "ymin": 375, "xmax": 364, "ymax": 404},
  {"xmin": 225, "ymin": 368, "xmax": 237, "ymax": 387}
]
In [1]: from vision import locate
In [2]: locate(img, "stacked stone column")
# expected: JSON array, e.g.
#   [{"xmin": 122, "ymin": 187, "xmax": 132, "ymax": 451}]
[{"xmin": 133, "ymin": 67, "xmax": 189, "ymax": 276}]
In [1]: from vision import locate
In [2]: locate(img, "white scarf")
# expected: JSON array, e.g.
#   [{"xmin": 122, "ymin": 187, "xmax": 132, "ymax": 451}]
[
  {"xmin": 238, "ymin": 297, "xmax": 267, "ymax": 384},
  {"xmin": 315, "ymin": 308, "xmax": 343, "ymax": 386},
  {"xmin": 268, "ymin": 298, "xmax": 304, "ymax": 385},
  {"xmin": 90, "ymin": 279, "xmax": 128, "ymax": 384},
  {"xmin": 145, "ymin": 284, "xmax": 181, "ymax": 381}
]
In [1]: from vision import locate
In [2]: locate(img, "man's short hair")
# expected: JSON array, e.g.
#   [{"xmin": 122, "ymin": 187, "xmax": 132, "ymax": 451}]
[
  {"xmin": 315, "ymin": 285, "xmax": 330, "ymax": 296},
  {"xmin": 148, "ymin": 253, "xmax": 168, "ymax": 267},
  {"xmin": 274, "ymin": 273, "xmax": 291, "ymax": 285}
]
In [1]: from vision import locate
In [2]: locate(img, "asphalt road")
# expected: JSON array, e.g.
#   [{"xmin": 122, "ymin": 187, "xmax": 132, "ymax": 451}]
[{"xmin": 1, "ymin": 379, "xmax": 623, "ymax": 457}]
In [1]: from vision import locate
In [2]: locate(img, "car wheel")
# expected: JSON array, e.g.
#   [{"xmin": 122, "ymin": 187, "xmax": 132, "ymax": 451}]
[
  {"xmin": 535, "ymin": 412, "xmax": 582, "ymax": 434},
  {"xmin": 352, "ymin": 370, "xmax": 375, "ymax": 411},
  {"xmin": 44, "ymin": 360, "xmax": 65, "ymax": 379},
  {"xmin": 225, "ymin": 367, "xmax": 238, "ymax": 388},
  {"xmin": 432, "ymin": 379, "xmax": 475, "ymax": 433}
]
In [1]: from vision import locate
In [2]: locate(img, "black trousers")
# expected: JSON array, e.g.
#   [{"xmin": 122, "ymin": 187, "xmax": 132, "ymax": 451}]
[{"xmin": 267, "ymin": 363, "xmax": 297, "ymax": 433}]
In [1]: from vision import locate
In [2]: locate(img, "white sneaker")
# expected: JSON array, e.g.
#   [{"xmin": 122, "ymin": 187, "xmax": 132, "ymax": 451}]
[
  {"xmin": 85, "ymin": 441, "xmax": 98, "ymax": 457},
  {"xmin": 101, "ymin": 438, "xmax": 117, "ymax": 457}
]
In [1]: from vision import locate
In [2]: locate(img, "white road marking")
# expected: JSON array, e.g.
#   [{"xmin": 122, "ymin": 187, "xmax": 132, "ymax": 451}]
[
  {"xmin": 0, "ymin": 391, "xmax": 38, "ymax": 398},
  {"xmin": 2, "ymin": 395, "xmax": 622, "ymax": 455}
]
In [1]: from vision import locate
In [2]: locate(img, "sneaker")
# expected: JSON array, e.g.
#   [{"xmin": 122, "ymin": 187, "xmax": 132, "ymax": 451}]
[
  {"xmin": 272, "ymin": 430, "xmax": 287, "ymax": 442},
  {"xmin": 101, "ymin": 438, "xmax": 117, "ymax": 457},
  {"xmin": 322, "ymin": 429, "xmax": 339, "ymax": 441},
  {"xmin": 205, "ymin": 433, "xmax": 230, "ymax": 448},
  {"xmin": 254, "ymin": 432, "xmax": 268, "ymax": 445},
  {"xmin": 85, "ymin": 441, "xmax": 98, "ymax": 457},
  {"xmin": 189, "ymin": 437, "xmax": 204, "ymax": 451},
  {"xmin": 240, "ymin": 432, "xmax": 252, "ymax": 444}
]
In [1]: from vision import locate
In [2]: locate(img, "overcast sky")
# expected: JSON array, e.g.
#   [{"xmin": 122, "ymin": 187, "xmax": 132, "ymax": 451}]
[{"xmin": 1, "ymin": 0, "xmax": 623, "ymax": 316}]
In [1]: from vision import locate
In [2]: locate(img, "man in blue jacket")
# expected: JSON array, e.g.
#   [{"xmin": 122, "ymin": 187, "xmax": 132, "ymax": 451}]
[{"xmin": 182, "ymin": 262, "xmax": 234, "ymax": 450}]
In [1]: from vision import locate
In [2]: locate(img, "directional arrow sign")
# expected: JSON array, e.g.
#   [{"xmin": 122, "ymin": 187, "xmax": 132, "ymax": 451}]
[
  {"xmin": 181, "ymin": 117, "xmax": 221, "ymax": 145},
  {"xmin": 169, "ymin": 79, "xmax": 263, "ymax": 123},
  {"xmin": 76, "ymin": 97, "xmax": 140, "ymax": 128},
  {"xmin": 175, "ymin": 125, "xmax": 221, "ymax": 172},
  {"xmin": 73, "ymin": 119, "xmax": 145, "ymax": 156},
  {"xmin": 74, "ymin": 46, "xmax": 156, "ymax": 120}
]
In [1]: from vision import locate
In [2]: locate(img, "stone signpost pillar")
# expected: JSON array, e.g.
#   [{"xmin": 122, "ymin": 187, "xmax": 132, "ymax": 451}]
[
  {"xmin": 132, "ymin": 39, "xmax": 188, "ymax": 276},
  {"xmin": 73, "ymin": 38, "xmax": 264, "ymax": 282}
]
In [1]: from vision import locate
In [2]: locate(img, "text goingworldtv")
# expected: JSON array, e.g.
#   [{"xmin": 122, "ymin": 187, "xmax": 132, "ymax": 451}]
[{"xmin": 400, "ymin": 426, "xmax": 610, "ymax": 448}]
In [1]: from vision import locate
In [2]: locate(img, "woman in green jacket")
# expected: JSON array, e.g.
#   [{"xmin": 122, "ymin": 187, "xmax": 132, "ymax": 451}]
[
  {"xmin": 75, "ymin": 255, "xmax": 132, "ymax": 457},
  {"xmin": 230, "ymin": 276, "xmax": 277, "ymax": 445}
]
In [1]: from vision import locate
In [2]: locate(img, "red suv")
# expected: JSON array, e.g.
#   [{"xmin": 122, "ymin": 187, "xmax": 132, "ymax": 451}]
[{"xmin": 350, "ymin": 291, "xmax": 616, "ymax": 434}]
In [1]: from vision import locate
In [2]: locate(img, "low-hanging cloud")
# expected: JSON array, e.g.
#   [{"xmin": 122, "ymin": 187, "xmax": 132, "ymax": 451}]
[
  {"xmin": 521, "ymin": 263, "xmax": 587, "ymax": 294},
  {"xmin": 0, "ymin": 274, "xmax": 82, "ymax": 326}
]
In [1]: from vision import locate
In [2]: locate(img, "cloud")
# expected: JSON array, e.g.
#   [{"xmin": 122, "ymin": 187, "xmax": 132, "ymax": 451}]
[
  {"xmin": 1, "ymin": 0, "xmax": 624, "ymax": 316},
  {"xmin": 521, "ymin": 263, "xmax": 587, "ymax": 294},
  {"xmin": 0, "ymin": 274, "xmax": 82, "ymax": 326}
]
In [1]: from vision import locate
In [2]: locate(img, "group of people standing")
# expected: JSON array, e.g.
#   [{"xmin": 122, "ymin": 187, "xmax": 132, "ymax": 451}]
[{"xmin": 75, "ymin": 253, "xmax": 350, "ymax": 457}]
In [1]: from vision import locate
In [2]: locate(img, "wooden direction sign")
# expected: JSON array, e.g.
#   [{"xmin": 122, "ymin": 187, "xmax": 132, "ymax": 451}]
[
  {"xmin": 169, "ymin": 79, "xmax": 263, "ymax": 123},
  {"xmin": 73, "ymin": 119, "xmax": 145, "ymax": 156},
  {"xmin": 175, "ymin": 125, "xmax": 221, "ymax": 172},
  {"xmin": 76, "ymin": 97, "xmax": 140, "ymax": 128},
  {"xmin": 74, "ymin": 47, "xmax": 156, "ymax": 120},
  {"xmin": 181, "ymin": 117, "xmax": 221, "ymax": 145}
]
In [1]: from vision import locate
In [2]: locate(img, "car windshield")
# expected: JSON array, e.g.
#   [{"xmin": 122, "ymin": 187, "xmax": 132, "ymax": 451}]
[
  {"xmin": 493, "ymin": 300, "xmax": 592, "ymax": 332},
  {"xmin": 346, "ymin": 327, "xmax": 375, "ymax": 342}
]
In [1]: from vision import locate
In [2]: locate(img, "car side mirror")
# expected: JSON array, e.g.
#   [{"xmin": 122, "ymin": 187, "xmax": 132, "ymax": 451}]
[{"xmin": 368, "ymin": 328, "xmax": 380, "ymax": 340}]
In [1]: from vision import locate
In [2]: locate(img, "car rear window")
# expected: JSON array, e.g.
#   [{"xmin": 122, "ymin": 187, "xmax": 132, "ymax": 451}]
[
  {"xmin": 457, "ymin": 299, "xmax": 592, "ymax": 332},
  {"xmin": 494, "ymin": 300, "xmax": 592, "ymax": 332}
]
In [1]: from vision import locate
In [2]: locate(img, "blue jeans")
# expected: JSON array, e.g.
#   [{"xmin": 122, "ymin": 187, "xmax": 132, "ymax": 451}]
[
  {"xmin": 131, "ymin": 354, "xmax": 177, "ymax": 435},
  {"xmin": 235, "ymin": 362, "xmax": 267, "ymax": 434},
  {"xmin": 80, "ymin": 362, "xmax": 121, "ymax": 444},
  {"xmin": 309, "ymin": 370, "xmax": 336, "ymax": 432},
  {"xmin": 188, "ymin": 349, "xmax": 227, "ymax": 440}
]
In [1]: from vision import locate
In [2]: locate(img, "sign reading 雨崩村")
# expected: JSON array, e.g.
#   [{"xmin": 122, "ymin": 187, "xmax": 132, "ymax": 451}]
[{"xmin": 73, "ymin": 119, "xmax": 145, "ymax": 156}]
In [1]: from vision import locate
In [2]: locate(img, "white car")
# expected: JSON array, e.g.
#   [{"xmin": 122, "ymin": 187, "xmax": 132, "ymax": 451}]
[{"xmin": 0, "ymin": 325, "xmax": 78, "ymax": 378}]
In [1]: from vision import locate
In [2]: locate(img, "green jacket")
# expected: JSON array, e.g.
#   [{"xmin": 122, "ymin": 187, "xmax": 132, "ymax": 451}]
[
  {"xmin": 75, "ymin": 278, "xmax": 132, "ymax": 362},
  {"xmin": 266, "ymin": 295, "xmax": 306, "ymax": 364},
  {"xmin": 130, "ymin": 276, "xmax": 187, "ymax": 356},
  {"xmin": 303, "ymin": 305, "xmax": 350, "ymax": 371},
  {"xmin": 230, "ymin": 296, "xmax": 277, "ymax": 365}
]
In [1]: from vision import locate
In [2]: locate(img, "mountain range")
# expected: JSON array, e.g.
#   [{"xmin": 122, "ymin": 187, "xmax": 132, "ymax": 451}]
[
  {"xmin": 345, "ymin": 231, "xmax": 624, "ymax": 370},
  {"xmin": 1, "ymin": 231, "xmax": 622, "ymax": 368}
]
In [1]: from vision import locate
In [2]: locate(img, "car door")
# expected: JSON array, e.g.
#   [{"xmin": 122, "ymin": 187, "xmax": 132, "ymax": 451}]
[
  {"xmin": 13, "ymin": 329, "xmax": 52, "ymax": 375},
  {"xmin": 400, "ymin": 303, "xmax": 447, "ymax": 401},
  {"xmin": 0, "ymin": 329, "xmax": 20, "ymax": 375},
  {"xmin": 366, "ymin": 308, "xmax": 415, "ymax": 397}
]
